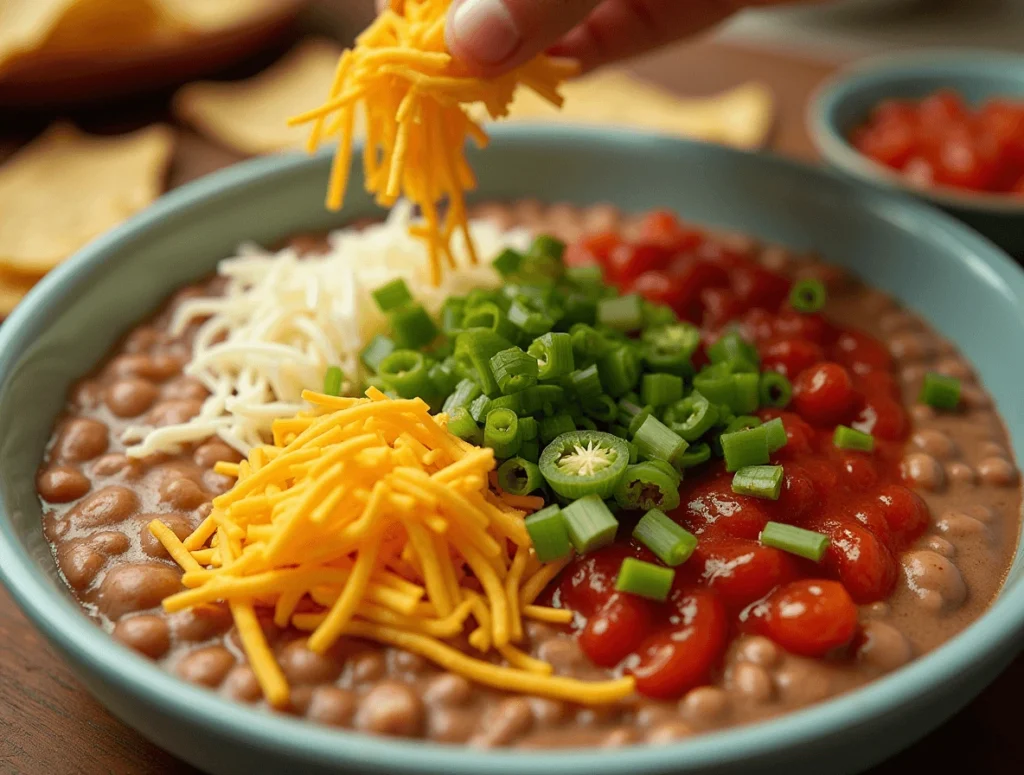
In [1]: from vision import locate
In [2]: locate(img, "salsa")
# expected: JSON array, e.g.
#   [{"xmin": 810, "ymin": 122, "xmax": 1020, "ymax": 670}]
[
  {"xmin": 849, "ymin": 89, "xmax": 1024, "ymax": 195},
  {"xmin": 546, "ymin": 211, "xmax": 929, "ymax": 698}
]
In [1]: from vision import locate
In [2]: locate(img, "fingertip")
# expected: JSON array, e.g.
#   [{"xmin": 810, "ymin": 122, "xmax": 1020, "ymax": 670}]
[{"xmin": 446, "ymin": 0, "xmax": 523, "ymax": 71}]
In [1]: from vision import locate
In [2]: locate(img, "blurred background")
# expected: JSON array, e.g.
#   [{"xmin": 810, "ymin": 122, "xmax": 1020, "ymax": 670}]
[{"xmin": 1, "ymin": 1, "xmax": 1023, "ymax": 774}]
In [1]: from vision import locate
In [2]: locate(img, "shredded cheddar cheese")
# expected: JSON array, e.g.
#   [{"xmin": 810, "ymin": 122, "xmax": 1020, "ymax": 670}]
[
  {"xmin": 289, "ymin": 0, "xmax": 578, "ymax": 286},
  {"xmin": 151, "ymin": 389, "xmax": 634, "ymax": 707}
]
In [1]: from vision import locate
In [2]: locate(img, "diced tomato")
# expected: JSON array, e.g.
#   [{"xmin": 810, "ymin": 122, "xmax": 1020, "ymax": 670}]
[
  {"xmin": 773, "ymin": 309, "xmax": 833, "ymax": 346},
  {"xmin": 758, "ymin": 580, "xmax": 858, "ymax": 657},
  {"xmin": 811, "ymin": 519, "xmax": 898, "ymax": 603},
  {"xmin": 730, "ymin": 264, "xmax": 791, "ymax": 311},
  {"xmin": 606, "ymin": 243, "xmax": 671, "ymax": 284},
  {"xmin": 832, "ymin": 330, "xmax": 893, "ymax": 375},
  {"xmin": 579, "ymin": 593, "xmax": 656, "ymax": 668},
  {"xmin": 563, "ymin": 242, "xmax": 600, "ymax": 268},
  {"xmin": 629, "ymin": 271, "xmax": 683, "ymax": 308},
  {"xmin": 630, "ymin": 590, "xmax": 728, "ymax": 699},
  {"xmin": 693, "ymin": 539, "xmax": 799, "ymax": 610},
  {"xmin": 875, "ymin": 484, "xmax": 930, "ymax": 548},
  {"xmin": 792, "ymin": 362, "xmax": 856, "ymax": 426},
  {"xmin": 852, "ymin": 396, "xmax": 908, "ymax": 441},
  {"xmin": 581, "ymin": 231, "xmax": 621, "ymax": 264},
  {"xmin": 760, "ymin": 338, "xmax": 825, "ymax": 379},
  {"xmin": 672, "ymin": 476, "xmax": 771, "ymax": 541}
]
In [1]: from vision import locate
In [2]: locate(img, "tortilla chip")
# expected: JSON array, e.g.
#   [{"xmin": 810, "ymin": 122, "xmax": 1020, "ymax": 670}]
[
  {"xmin": 156, "ymin": 0, "xmax": 287, "ymax": 32},
  {"xmin": 0, "ymin": 0, "xmax": 78, "ymax": 71},
  {"xmin": 476, "ymin": 71, "xmax": 774, "ymax": 150},
  {"xmin": 173, "ymin": 39, "xmax": 347, "ymax": 155},
  {"xmin": 0, "ymin": 269, "xmax": 41, "ymax": 317},
  {"xmin": 0, "ymin": 123, "xmax": 175, "ymax": 274}
]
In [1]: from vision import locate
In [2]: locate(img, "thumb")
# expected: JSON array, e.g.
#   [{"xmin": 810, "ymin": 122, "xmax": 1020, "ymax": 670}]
[{"xmin": 446, "ymin": 0, "xmax": 602, "ymax": 73}]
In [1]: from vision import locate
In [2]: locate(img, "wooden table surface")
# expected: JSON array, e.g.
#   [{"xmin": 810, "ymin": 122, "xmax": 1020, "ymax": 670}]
[{"xmin": 0, "ymin": 8, "xmax": 1020, "ymax": 774}]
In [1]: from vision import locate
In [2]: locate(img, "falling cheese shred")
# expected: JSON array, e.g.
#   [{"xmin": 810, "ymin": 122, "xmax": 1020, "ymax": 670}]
[
  {"xmin": 151, "ymin": 388, "xmax": 634, "ymax": 708},
  {"xmin": 289, "ymin": 0, "xmax": 578, "ymax": 286}
]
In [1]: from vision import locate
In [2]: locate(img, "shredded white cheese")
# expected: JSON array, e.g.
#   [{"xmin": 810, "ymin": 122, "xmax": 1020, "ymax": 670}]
[{"xmin": 122, "ymin": 203, "xmax": 531, "ymax": 457}]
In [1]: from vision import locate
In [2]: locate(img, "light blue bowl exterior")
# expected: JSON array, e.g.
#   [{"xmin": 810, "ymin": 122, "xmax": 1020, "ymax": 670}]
[
  {"xmin": 809, "ymin": 50, "xmax": 1024, "ymax": 253},
  {"xmin": 0, "ymin": 126, "xmax": 1022, "ymax": 775}
]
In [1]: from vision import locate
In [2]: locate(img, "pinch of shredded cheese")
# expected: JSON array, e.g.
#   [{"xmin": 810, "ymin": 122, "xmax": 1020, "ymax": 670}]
[
  {"xmin": 150, "ymin": 389, "xmax": 635, "ymax": 708},
  {"xmin": 289, "ymin": 0, "xmax": 578, "ymax": 286},
  {"xmin": 121, "ymin": 203, "xmax": 531, "ymax": 458}
]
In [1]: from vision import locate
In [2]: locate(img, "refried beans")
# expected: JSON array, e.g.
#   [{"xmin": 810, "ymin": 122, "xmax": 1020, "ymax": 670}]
[{"xmin": 35, "ymin": 202, "xmax": 1021, "ymax": 748}]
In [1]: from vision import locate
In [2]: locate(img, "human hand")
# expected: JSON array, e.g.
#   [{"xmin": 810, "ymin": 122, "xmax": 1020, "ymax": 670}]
[{"xmin": 375, "ymin": 1, "xmax": 810, "ymax": 74}]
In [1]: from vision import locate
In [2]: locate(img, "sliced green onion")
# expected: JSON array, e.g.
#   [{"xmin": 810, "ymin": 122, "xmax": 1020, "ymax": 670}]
[
  {"xmin": 498, "ymin": 457, "xmax": 543, "ymax": 496},
  {"xmin": 565, "ymin": 264, "xmax": 603, "ymax": 287},
  {"xmin": 762, "ymin": 416, "xmax": 789, "ymax": 453},
  {"xmin": 440, "ymin": 298, "xmax": 465, "ymax": 336},
  {"xmin": 642, "ymin": 302, "xmax": 676, "ymax": 330},
  {"xmin": 627, "ymin": 440, "xmax": 639, "ymax": 464},
  {"xmin": 560, "ymin": 292, "xmax": 598, "ymax": 328},
  {"xmin": 790, "ymin": 279, "xmax": 827, "ymax": 313},
  {"xmin": 447, "ymin": 407, "xmax": 479, "ymax": 440},
  {"xmin": 633, "ymin": 415, "xmax": 688, "ymax": 467},
  {"xmin": 469, "ymin": 394, "xmax": 491, "ymax": 423},
  {"xmin": 919, "ymin": 372, "xmax": 961, "ymax": 410},
  {"xmin": 455, "ymin": 330, "xmax": 514, "ymax": 396},
  {"xmin": 760, "ymin": 521, "xmax": 830, "ymax": 562},
  {"xmin": 597, "ymin": 345, "xmax": 640, "ymax": 397},
  {"xmin": 614, "ymin": 462, "xmax": 682, "ymax": 511},
  {"xmin": 663, "ymin": 392, "xmax": 719, "ymax": 441},
  {"xmin": 759, "ymin": 371, "xmax": 793, "ymax": 408},
  {"xmin": 461, "ymin": 301, "xmax": 519, "ymax": 342},
  {"xmin": 732, "ymin": 373, "xmax": 761, "ymax": 414},
  {"xmin": 539, "ymin": 413, "xmax": 576, "ymax": 445},
  {"xmin": 641, "ymin": 373, "xmax": 684, "ymax": 407},
  {"xmin": 489, "ymin": 347, "xmax": 539, "ymax": 394},
  {"xmin": 568, "ymin": 364, "xmax": 603, "ymax": 399},
  {"xmin": 371, "ymin": 278, "xmax": 412, "ymax": 312},
  {"xmin": 641, "ymin": 323, "xmax": 700, "ymax": 376},
  {"xmin": 725, "ymin": 415, "xmax": 762, "ymax": 434},
  {"xmin": 563, "ymin": 494, "xmax": 619, "ymax": 554},
  {"xmin": 527, "ymin": 332, "xmax": 574, "ymax": 380},
  {"xmin": 539, "ymin": 431, "xmax": 630, "ymax": 500},
  {"xmin": 525, "ymin": 504, "xmax": 572, "ymax": 562},
  {"xmin": 529, "ymin": 234, "xmax": 567, "ymax": 263},
  {"xmin": 442, "ymin": 378, "xmax": 482, "ymax": 415},
  {"xmin": 507, "ymin": 299, "xmax": 555, "ymax": 336},
  {"xmin": 428, "ymin": 360, "xmax": 459, "ymax": 397},
  {"xmin": 378, "ymin": 350, "xmax": 434, "ymax": 398},
  {"xmin": 677, "ymin": 442, "xmax": 711, "ymax": 468},
  {"xmin": 519, "ymin": 439, "xmax": 540, "ymax": 463},
  {"xmin": 633, "ymin": 508, "xmax": 697, "ymax": 566},
  {"xmin": 692, "ymin": 364, "xmax": 736, "ymax": 406},
  {"xmin": 323, "ymin": 366, "xmax": 344, "ymax": 397},
  {"xmin": 492, "ymin": 248, "xmax": 523, "ymax": 277},
  {"xmin": 598, "ymin": 294, "xmax": 644, "ymax": 332},
  {"xmin": 519, "ymin": 415, "xmax": 538, "ymax": 441},
  {"xmin": 360, "ymin": 334, "xmax": 396, "ymax": 373},
  {"xmin": 570, "ymin": 323, "xmax": 612, "ymax": 364},
  {"xmin": 834, "ymin": 424, "xmax": 875, "ymax": 452},
  {"xmin": 614, "ymin": 557, "xmax": 674, "ymax": 601},
  {"xmin": 626, "ymin": 404, "xmax": 655, "ymax": 438},
  {"xmin": 582, "ymin": 394, "xmax": 618, "ymax": 423},
  {"xmin": 721, "ymin": 425, "xmax": 770, "ymax": 472},
  {"xmin": 708, "ymin": 330, "xmax": 759, "ymax": 368},
  {"xmin": 732, "ymin": 465, "xmax": 784, "ymax": 500},
  {"xmin": 519, "ymin": 384, "xmax": 566, "ymax": 415},
  {"xmin": 485, "ymin": 408, "xmax": 521, "ymax": 459},
  {"xmin": 389, "ymin": 303, "xmax": 438, "ymax": 349}
]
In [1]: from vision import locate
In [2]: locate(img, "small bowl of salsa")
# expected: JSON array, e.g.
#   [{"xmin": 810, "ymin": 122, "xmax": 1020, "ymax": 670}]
[{"xmin": 809, "ymin": 50, "xmax": 1024, "ymax": 254}]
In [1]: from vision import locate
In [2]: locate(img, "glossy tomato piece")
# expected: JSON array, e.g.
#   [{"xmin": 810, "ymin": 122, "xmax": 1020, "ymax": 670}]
[
  {"xmin": 638, "ymin": 209, "xmax": 703, "ymax": 251},
  {"xmin": 812, "ymin": 519, "xmax": 898, "ymax": 603},
  {"xmin": 674, "ymin": 477, "xmax": 771, "ymax": 541},
  {"xmin": 606, "ymin": 243, "xmax": 672, "ymax": 285},
  {"xmin": 581, "ymin": 231, "xmax": 621, "ymax": 265},
  {"xmin": 832, "ymin": 330, "xmax": 893, "ymax": 375},
  {"xmin": 579, "ymin": 592, "xmax": 656, "ymax": 668},
  {"xmin": 759, "ymin": 580, "xmax": 859, "ymax": 657},
  {"xmin": 694, "ymin": 539, "xmax": 799, "ymax": 611},
  {"xmin": 555, "ymin": 543, "xmax": 636, "ymax": 616},
  {"xmin": 792, "ymin": 362, "xmax": 856, "ymax": 426},
  {"xmin": 773, "ymin": 309, "xmax": 834, "ymax": 346},
  {"xmin": 630, "ymin": 590, "xmax": 728, "ymax": 699},
  {"xmin": 730, "ymin": 263, "xmax": 791, "ymax": 311},
  {"xmin": 876, "ymin": 484, "xmax": 930, "ymax": 548},
  {"xmin": 629, "ymin": 271, "xmax": 684, "ymax": 308},
  {"xmin": 765, "ymin": 462, "xmax": 821, "ymax": 523},
  {"xmin": 701, "ymin": 287, "xmax": 744, "ymax": 329},
  {"xmin": 851, "ymin": 396, "xmax": 908, "ymax": 441},
  {"xmin": 760, "ymin": 338, "xmax": 825, "ymax": 380}
]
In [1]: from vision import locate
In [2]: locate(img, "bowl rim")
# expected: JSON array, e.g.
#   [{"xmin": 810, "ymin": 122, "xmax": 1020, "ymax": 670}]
[
  {"xmin": 807, "ymin": 48, "xmax": 1024, "ymax": 215},
  {"xmin": 1, "ymin": 125, "xmax": 1023, "ymax": 774}
]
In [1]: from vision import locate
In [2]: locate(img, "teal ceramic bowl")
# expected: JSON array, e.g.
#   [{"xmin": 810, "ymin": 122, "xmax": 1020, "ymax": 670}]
[
  {"xmin": 1, "ymin": 127, "xmax": 1023, "ymax": 775},
  {"xmin": 808, "ymin": 50, "xmax": 1024, "ymax": 254}
]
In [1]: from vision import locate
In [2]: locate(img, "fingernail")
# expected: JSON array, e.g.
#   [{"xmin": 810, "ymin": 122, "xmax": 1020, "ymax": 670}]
[{"xmin": 450, "ymin": 0, "xmax": 521, "ymax": 65}]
